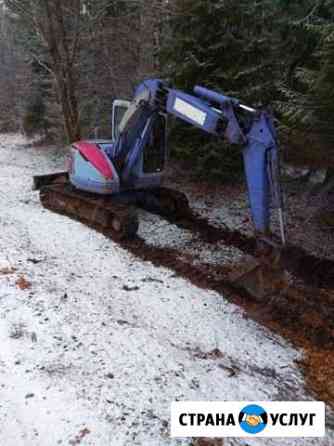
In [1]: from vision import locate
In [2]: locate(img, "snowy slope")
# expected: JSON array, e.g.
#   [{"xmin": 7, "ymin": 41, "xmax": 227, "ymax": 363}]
[{"xmin": 0, "ymin": 134, "xmax": 332, "ymax": 446}]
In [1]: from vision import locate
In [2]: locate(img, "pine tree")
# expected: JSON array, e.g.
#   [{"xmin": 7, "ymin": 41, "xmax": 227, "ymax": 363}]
[{"xmin": 312, "ymin": 30, "xmax": 334, "ymax": 182}]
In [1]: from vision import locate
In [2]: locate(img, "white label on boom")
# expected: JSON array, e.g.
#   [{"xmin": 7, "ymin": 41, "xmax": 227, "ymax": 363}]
[{"xmin": 173, "ymin": 98, "xmax": 206, "ymax": 126}]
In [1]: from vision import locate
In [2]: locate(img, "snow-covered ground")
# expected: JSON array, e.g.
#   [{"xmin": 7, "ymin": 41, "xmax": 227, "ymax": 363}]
[{"xmin": 0, "ymin": 134, "xmax": 332, "ymax": 446}]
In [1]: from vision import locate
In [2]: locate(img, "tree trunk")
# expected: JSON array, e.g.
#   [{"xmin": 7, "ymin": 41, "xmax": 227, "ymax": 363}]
[
  {"xmin": 54, "ymin": 70, "xmax": 81, "ymax": 142},
  {"xmin": 43, "ymin": 0, "xmax": 81, "ymax": 143}
]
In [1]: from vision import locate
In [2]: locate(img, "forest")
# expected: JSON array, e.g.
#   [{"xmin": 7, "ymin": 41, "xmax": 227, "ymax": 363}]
[{"xmin": 0, "ymin": 0, "xmax": 333, "ymax": 189}]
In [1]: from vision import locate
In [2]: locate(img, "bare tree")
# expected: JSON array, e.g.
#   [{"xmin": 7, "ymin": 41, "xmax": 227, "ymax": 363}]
[{"xmin": 6, "ymin": 0, "xmax": 82, "ymax": 142}]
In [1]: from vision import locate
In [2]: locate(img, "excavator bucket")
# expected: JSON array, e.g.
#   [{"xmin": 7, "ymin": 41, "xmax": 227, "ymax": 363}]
[{"xmin": 229, "ymin": 251, "xmax": 289, "ymax": 301}]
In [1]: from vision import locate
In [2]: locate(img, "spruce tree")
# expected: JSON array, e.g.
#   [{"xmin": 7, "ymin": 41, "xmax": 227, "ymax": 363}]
[
  {"xmin": 161, "ymin": 0, "xmax": 280, "ymax": 181},
  {"xmin": 276, "ymin": 0, "xmax": 334, "ymax": 179}
]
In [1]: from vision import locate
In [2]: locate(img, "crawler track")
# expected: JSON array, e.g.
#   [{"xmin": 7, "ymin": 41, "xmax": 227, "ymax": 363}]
[{"xmin": 40, "ymin": 183, "xmax": 139, "ymax": 240}]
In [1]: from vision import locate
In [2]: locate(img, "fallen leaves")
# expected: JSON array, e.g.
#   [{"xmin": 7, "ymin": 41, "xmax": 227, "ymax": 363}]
[
  {"xmin": 69, "ymin": 428, "xmax": 91, "ymax": 445},
  {"xmin": 0, "ymin": 266, "xmax": 32, "ymax": 291},
  {"xmin": 0, "ymin": 266, "xmax": 16, "ymax": 275},
  {"xmin": 16, "ymin": 276, "xmax": 32, "ymax": 290}
]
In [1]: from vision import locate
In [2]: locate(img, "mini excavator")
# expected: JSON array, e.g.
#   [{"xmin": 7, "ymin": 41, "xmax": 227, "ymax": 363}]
[{"xmin": 33, "ymin": 79, "xmax": 287, "ymax": 298}]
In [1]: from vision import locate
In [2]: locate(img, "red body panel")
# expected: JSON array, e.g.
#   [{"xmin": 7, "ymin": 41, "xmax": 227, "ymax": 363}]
[{"xmin": 73, "ymin": 141, "xmax": 113, "ymax": 180}]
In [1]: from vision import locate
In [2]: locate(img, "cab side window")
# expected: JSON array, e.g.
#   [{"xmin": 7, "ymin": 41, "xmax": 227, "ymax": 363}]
[{"xmin": 143, "ymin": 115, "xmax": 166, "ymax": 174}]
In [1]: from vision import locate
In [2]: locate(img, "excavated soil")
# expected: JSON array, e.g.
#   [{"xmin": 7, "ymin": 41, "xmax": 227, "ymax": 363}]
[{"xmin": 299, "ymin": 349, "xmax": 334, "ymax": 408}]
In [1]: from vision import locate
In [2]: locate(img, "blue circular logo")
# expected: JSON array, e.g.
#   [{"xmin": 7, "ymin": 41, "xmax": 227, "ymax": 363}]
[{"xmin": 239, "ymin": 404, "xmax": 268, "ymax": 434}]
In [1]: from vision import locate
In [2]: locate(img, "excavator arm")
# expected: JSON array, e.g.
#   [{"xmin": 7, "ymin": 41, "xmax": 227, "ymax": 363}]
[
  {"xmin": 118, "ymin": 79, "xmax": 286, "ymax": 246},
  {"xmin": 166, "ymin": 85, "xmax": 286, "ymax": 244}
]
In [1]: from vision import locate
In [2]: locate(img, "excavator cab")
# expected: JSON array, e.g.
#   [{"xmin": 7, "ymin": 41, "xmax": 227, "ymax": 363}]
[{"xmin": 112, "ymin": 98, "xmax": 168, "ymax": 189}]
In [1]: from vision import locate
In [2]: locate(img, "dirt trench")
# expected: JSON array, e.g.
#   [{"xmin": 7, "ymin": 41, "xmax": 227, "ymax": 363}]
[{"xmin": 162, "ymin": 210, "xmax": 334, "ymax": 290}]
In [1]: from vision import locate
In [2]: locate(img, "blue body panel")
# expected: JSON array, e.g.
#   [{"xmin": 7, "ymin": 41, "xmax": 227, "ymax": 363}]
[
  {"xmin": 242, "ymin": 113, "xmax": 278, "ymax": 234},
  {"xmin": 134, "ymin": 79, "xmax": 166, "ymax": 107},
  {"xmin": 166, "ymin": 90, "xmax": 222, "ymax": 135}
]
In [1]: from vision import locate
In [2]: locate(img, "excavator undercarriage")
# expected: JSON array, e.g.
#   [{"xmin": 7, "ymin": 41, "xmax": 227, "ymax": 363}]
[{"xmin": 34, "ymin": 172, "xmax": 191, "ymax": 241}]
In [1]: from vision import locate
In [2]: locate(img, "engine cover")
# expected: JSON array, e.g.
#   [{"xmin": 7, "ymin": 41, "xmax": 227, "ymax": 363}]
[{"xmin": 70, "ymin": 140, "xmax": 120, "ymax": 195}]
